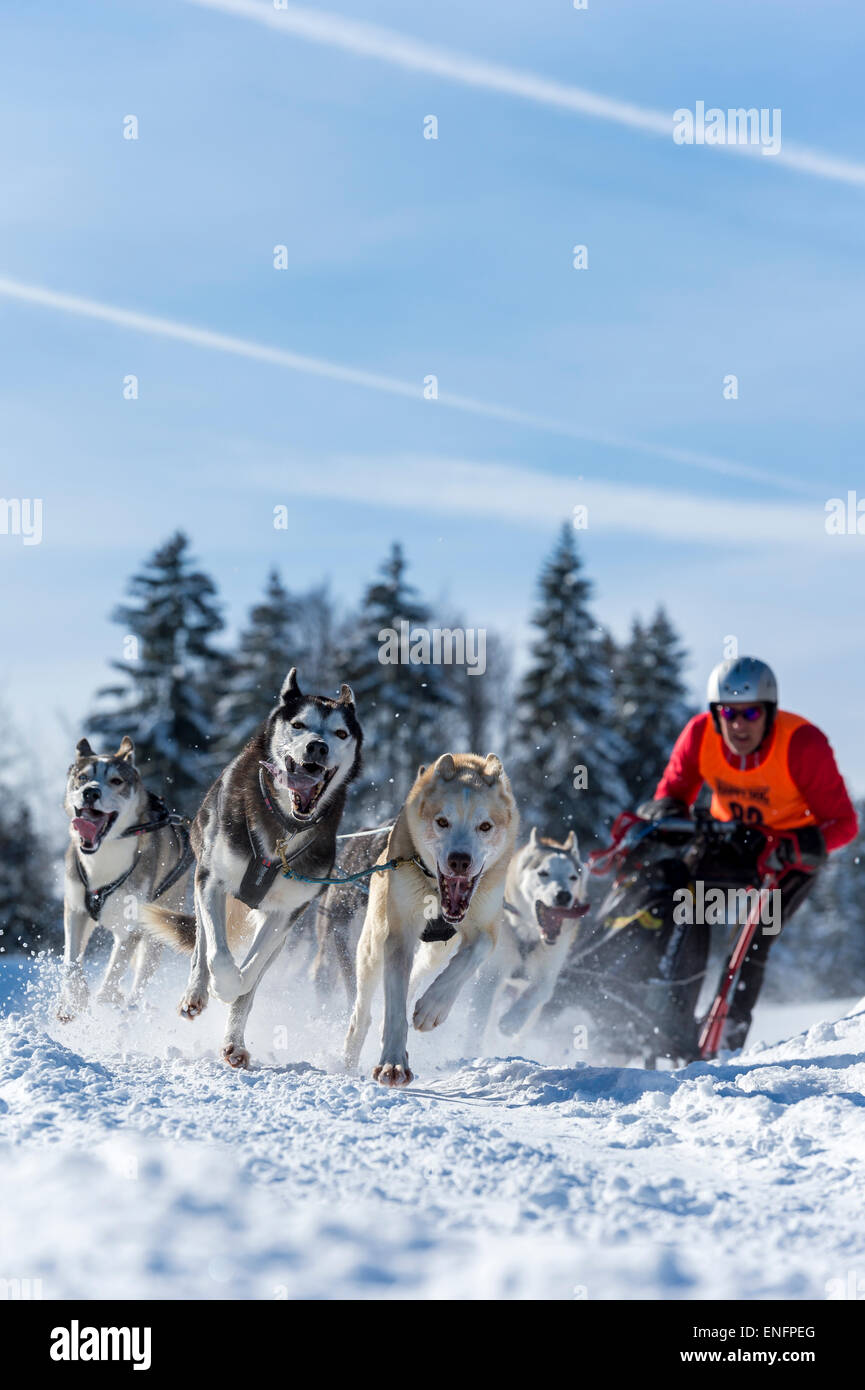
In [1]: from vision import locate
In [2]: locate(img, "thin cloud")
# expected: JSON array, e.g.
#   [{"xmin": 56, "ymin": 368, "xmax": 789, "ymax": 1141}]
[
  {"xmin": 0, "ymin": 275, "xmax": 811, "ymax": 494},
  {"xmin": 183, "ymin": 0, "xmax": 865, "ymax": 187},
  {"xmin": 254, "ymin": 450, "xmax": 827, "ymax": 549}
]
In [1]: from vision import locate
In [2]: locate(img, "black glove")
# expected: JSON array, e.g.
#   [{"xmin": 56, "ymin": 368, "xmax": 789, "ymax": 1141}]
[
  {"xmin": 764, "ymin": 826, "xmax": 826, "ymax": 873},
  {"xmin": 636, "ymin": 796, "xmax": 690, "ymax": 823}
]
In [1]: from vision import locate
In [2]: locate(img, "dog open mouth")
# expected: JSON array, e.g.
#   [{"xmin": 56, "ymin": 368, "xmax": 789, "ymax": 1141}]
[
  {"xmin": 72, "ymin": 808, "xmax": 117, "ymax": 853},
  {"xmin": 280, "ymin": 759, "xmax": 336, "ymax": 819},
  {"xmin": 437, "ymin": 869, "xmax": 480, "ymax": 924},
  {"xmin": 535, "ymin": 899, "xmax": 590, "ymax": 943}
]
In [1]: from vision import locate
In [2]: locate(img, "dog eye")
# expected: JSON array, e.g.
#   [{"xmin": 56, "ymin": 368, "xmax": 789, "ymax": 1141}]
[
  {"xmin": 334, "ymin": 729, "xmax": 348, "ymax": 739},
  {"xmin": 477, "ymin": 821, "xmax": 493, "ymax": 832},
  {"xmin": 109, "ymin": 777, "xmax": 123, "ymax": 787},
  {"xmin": 537, "ymin": 870, "xmax": 549, "ymax": 878},
  {"xmin": 290, "ymin": 721, "xmax": 305, "ymax": 730},
  {"xmin": 435, "ymin": 817, "xmax": 449, "ymax": 829}
]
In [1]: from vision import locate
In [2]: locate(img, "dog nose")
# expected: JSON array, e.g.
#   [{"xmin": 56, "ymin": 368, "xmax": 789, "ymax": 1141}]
[
  {"xmin": 555, "ymin": 889, "xmax": 571, "ymax": 906},
  {"xmin": 447, "ymin": 851, "xmax": 472, "ymax": 877},
  {"xmin": 81, "ymin": 785, "xmax": 101, "ymax": 806},
  {"xmin": 305, "ymin": 739, "xmax": 328, "ymax": 763}
]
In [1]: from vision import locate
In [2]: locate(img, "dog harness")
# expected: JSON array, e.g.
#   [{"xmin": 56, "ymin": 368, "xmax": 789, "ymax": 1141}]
[{"xmin": 75, "ymin": 794, "xmax": 193, "ymax": 922}]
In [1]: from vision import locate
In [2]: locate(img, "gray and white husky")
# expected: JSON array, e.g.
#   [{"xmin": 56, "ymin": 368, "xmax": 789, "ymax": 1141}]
[
  {"xmin": 472, "ymin": 827, "xmax": 589, "ymax": 1041},
  {"xmin": 59, "ymin": 736, "xmax": 192, "ymax": 1022},
  {"xmin": 142, "ymin": 668, "xmax": 362, "ymax": 1068}
]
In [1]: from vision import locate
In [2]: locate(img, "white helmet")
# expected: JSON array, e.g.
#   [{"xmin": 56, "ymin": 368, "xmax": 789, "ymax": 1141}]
[
  {"xmin": 707, "ymin": 657, "xmax": 777, "ymax": 735},
  {"xmin": 707, "ymin": 657, "xmax": 777, "ymax": 706}
]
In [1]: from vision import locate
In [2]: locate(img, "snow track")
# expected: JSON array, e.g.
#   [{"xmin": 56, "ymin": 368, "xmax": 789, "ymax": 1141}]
[{"xmin": 1, "ymin": 957, "xmax": 864, "ymax": 1300}]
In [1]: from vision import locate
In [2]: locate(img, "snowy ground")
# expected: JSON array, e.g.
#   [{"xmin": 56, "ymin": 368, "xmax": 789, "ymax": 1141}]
[{"xmin": 1, "ymin": 946, "xmax": 864, "ymax": 1301}]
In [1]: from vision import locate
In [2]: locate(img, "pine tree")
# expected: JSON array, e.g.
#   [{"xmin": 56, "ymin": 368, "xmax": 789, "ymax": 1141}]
[
  {"xmin": 0, "ymin": 797, "xmax": 60, "ymax": 957},
  {"xmin": 218, "ymin": 571, "xmax": 343, "ymax": 753},
  {"xmin": 770, "ymin": 800, "xmax": 865, "ymax": 999},
  {"xmin": 513, "ymin": 524, "xmax": 627, "ymax": 844},
  {"xmin": 614, "ymin": 606, "xmax": 692, "ymax": 804},
  {"xmin": 342, "ymin": 543, "xmax": 452, "ymax": 823},
  {"xmin": 87, "ymin": 533, "xmax": 227, "ymax": 813},
  {"xmin": 445, "ymin": 624, "xmax": 512, "ymax": 759}
]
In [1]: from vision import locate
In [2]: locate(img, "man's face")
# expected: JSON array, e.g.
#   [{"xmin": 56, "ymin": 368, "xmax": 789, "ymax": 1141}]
[{"xmin": 718, "ymin": 702, "xmax": 767, "ymax": 755}]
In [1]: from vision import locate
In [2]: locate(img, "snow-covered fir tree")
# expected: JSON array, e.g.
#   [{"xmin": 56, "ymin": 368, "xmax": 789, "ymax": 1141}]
[
  {"xmin": 441, "ymin": 621, "xmax": 512, "ymax": 760},
  {"xmin": 218, "ymin": 570, "xmax": 344, "ymax": 754},
  {"xmin": 614, "ymin": 606, "xmax": 692, "ymax": 804},
  {"xmin": 342, "ymin": 543, "xmax": 452, "ymax": 823},
  {"xmin": 0, "ymin": 795, "xmax": 60, "ymax": 957},
  {"xmin": 769, "ymin": 799, "xmax": 865, "ymax": 999},
  {"xmin": 87, "ymin": 532, "xmax": 227, "ymax": 813},
  {"xmin": 513, "ymin": 524, "xmax": 627, "ymax": 844}
]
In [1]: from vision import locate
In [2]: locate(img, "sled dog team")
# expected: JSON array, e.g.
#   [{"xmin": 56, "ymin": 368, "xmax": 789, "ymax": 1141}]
[{"xmin": 61, "ymin": 668, "xmax": 588, "ymax": 1085}]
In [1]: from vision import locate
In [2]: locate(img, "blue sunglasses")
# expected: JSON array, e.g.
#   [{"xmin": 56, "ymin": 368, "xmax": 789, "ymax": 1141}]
[{"xmin": 718, "ymin": 704, "xmax": 764, "ymax": 722}]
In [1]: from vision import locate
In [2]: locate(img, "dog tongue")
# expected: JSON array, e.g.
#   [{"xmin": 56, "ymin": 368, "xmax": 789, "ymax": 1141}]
[{"xmin": 72, "ymin": 817, "xmax": 101, "ymax": 841}]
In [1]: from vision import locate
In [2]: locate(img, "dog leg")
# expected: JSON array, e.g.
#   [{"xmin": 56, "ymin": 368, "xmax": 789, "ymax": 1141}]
[
  {"xmin": 127, "ymin": 934, "xmax": 163, "ymax": 1007},
  {"xmin": 221, "ymin": 933, "xmax": 285, "ymax": 1070},
  {"xmin": 237, "ymin": 905, "xmax": 304, "ymax": 995},
  {"xmin": 197, "ymin": 867, "xmax": 242, "ymax": 1004},
  {"xmin": 56, "ymin": 903, "xmax": 95, "ymax": 1022},
  {"xmin": 373, "ymin": 934, "xmax": 415, "ymax": 1086},
  {"xmin": 333, "ymin": 914, "xmax": 357, "ymax": 1004},
  {"xmin": 343, "ymin": 929, "xmax": 383, "ymax": 1072},
  {"xmin": 95, "ymin": 928, "xmax": 139, "ymax": 1007},
  {"xmin": 413, "ymin": 932, "xmax": 494, "ymax": 1033},
  {"xmin": 179, "ymin": 920, "xmax": 209, "ymax": 1018}
]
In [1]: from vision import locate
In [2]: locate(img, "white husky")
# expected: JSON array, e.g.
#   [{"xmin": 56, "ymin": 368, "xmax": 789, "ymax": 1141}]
[
  {"xmin": 344, "ymin": 753, "xmax": 518, "ymax": 1086},
  {"xmin": 472, "ymin": 828, "xmax": 589, "ymax": 1042}
]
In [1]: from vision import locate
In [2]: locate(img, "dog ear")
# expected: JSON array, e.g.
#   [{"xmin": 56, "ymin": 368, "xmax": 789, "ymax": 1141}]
[
  {"xmin": 280, "ymin": 667, "xmax": 301, "ymax": 702},
  {"xmin": 76, "ymin": 737, "xmax": 94, "ymax": 759},
  {"xmin": 116, "ymin": 736, "xmax": 135, "ymax": 763},
  {"xmin": 337, "ymin": 683, "xmax": 355, "ymax": 707},
  {"xmin": 481, "ymin": 753, "xmax": 503, "ymax": 785},
  {"xmin": 433, "ymin": 753, "xmax": 456, "ymax": 781},
  {"xmin": 563, "ymin": 829, "xmax": 578, "ymax": 853},
  {"xmin": 529, "ymin": 826, "xmax": 539, "ymax": 849}
]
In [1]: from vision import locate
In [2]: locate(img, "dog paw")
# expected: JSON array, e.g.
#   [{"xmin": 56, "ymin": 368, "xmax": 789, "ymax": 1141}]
[
  {"xmin": 208, "ymin": 957, "xmax": 243, "ymax": 1005},
  {"xmin": 372, "ymin": 1062, "xmax": 413, "ymax": 1087},
  {"xmin": 498, "ymin": 1002, "xmax": 528, "ymax": 1036},
  {"xmin": 222, "ymin": 1044, "xmax": 250, "ymax": 1070},
  {"xmin": 179, "ymin": 991, "xmax": 207, "ymax": 1020},
  {"xmin": 413, "ymin": 988, "xmax": 451, "ymax": 1032},
  {"xmin": 95, "ymin": 987, "xmax": 125, "ymax": 1010},
  {"xmin": 56, "ymin": 978, "xmax": 89, "ymax": 1023}
]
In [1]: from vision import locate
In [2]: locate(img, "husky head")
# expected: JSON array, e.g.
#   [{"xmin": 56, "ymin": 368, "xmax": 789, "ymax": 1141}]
[
  {"xmin": 408, "ymin": 753, "xmax": 517, "ymax": 925},
  {"xmin": 64, "ymin": 736, "xmax": 144, "ymax": 854},
  {"xmin": 264, "ymin": 668, "xmax": 362, "ymax": 822},
  {"xmin": 516, "ymin": 827, "xmax": 586, "ymax": 944}
]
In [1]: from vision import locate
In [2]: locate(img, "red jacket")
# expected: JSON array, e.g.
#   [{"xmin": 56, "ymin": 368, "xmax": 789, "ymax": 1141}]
[{"xmin": 655, "ymin": 711, "xmax": 858, "ymax": 852}]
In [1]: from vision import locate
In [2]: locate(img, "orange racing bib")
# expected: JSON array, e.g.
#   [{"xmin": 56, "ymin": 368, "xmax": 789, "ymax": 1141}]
[{"xmin": 697, "ymin": 710, "xmax": 819, "ymax": 830}]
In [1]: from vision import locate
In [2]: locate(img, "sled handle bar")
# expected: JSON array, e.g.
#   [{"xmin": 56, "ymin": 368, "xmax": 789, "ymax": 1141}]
[{"xmin": 588, "ymin": 812, "xmax": 814, "ymax": 879}]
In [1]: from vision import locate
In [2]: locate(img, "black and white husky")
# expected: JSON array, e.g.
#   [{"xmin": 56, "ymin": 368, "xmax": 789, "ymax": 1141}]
[
  {"xmin": 59, "ymin": 737, "xmax": 193, "ymax": 1022},
  {"xmin": 142, "ymin": 669, "xmax": 362, "ymax": 1068}
]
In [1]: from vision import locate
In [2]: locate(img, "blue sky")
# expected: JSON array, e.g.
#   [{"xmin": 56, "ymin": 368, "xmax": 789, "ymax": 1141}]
[{"xmin": 1, "ymin": 0, "xmax": 864, "ymax": 791}]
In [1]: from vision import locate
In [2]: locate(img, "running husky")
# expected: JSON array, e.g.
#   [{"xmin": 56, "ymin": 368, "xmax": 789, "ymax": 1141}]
[
  {"xmin": 142, "ymin": 669, "xmax": 362, "ymax": 1068},
  {"xmin": 59, "ymin": 737, "xmax": 193, "ymax": 1022},
  {"xmin": 344, "ymin": 753, "xmax": 518, "ymax": 1086},
  {"xmin": 477, "ymin": 828, "xmax": 589, "ymax": 1040}
]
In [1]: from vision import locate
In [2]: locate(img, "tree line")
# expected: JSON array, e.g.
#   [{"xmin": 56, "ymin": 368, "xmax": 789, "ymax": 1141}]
[{"xmin": 82, "ymin": 524, "xmax": 692, "ymax": 835}]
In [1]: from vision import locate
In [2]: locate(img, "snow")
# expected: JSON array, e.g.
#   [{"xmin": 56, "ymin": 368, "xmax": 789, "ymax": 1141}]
[{"xmin": 1, "ymin": 951, "xmax": 864, "ymax": 1301}]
